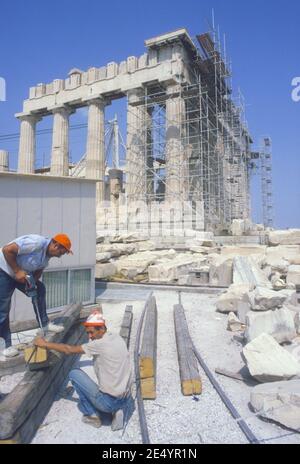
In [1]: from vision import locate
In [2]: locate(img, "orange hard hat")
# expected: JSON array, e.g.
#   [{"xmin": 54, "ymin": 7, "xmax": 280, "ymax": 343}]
[{"xmin": 53, "ymin": 234, "xmax": 73, "ymax": 254}]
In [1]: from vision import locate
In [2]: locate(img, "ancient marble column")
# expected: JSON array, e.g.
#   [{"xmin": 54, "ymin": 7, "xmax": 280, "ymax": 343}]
[
  {"xmin": 165, "ymin": 84, "xmax": 188, "ymax": 201},
  {"xmin": 126, "ymin": 88, "xmax": 147, "ymax": 203},
  {"xmin": 0, "ymin": 150, "xmax": 9, "ymax": 172},
  {"xmin": 50, "ymin": 107, "xmax": 71, "ymax": 176},
  {"xmin": 17, "ymin": 115, "xmax": 39, "ymax": 174},
  {"xmin": 85, "ymin": 98, "xmax": 105, "ymax": 203}
]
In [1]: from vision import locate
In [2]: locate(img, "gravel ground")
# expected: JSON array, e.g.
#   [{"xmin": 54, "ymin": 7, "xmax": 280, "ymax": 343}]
[{"xmin": 3, "ymin": 288, "xmax": 299, "ymax": 444}]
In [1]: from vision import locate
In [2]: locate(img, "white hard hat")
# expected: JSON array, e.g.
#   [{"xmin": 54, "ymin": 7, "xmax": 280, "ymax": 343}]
[{"xmin": 83, "ymin": 310, "xmax": 106, "ymax": 327}]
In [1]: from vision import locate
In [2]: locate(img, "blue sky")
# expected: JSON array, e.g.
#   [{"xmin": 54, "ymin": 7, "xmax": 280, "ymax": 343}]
[{"xmin": 0, "ymin": 0, "xmax": 299, "ymax": 228}]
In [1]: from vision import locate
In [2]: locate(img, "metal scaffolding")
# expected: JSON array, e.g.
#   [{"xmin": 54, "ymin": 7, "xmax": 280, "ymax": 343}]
[
  {"xmin": 124, "ymin": 29, "xmax": 254, "ymax": 232},
  {"xmin": 260, "ymin": 136, "xmax": 274, "ymax": 228}
]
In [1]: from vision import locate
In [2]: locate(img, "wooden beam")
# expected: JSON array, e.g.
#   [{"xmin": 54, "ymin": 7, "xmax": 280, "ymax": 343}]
[
  {"xmin": 119, "ymin": 305, "xmax": 133, "ymax": 348},
  {"xmin": 0, "ymin": 354, "xmax": 25, "ymax": 378},
  {"xmin": 174, "ymin": 304, "xmax": 202, "ymax": 396},
  {"xmin": 0, "ymin": 303, "xmax": 84, "ymax": 442},
  {"xmin": 0, "ymin": 303, "xmax": 83, "ymax": 378},
  {"xmin": 9, "ymin": 304, "xmax": 100, "ymax": 333},
  {"xmin": 139, "ymin": 296, "xmax": 157, "ymax": 400},
  {"xmin": 0, "ymin": 324, "xmax": 87, "ymax": 444},
  {"xmin": 215, "ymin": 368, "xmax": 256, "ymax": 383}
]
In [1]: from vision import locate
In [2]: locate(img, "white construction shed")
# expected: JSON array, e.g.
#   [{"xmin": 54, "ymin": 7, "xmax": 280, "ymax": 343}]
[{"xmin": 0, "ymin": 172, "xmax": 96, "ymax": 321}]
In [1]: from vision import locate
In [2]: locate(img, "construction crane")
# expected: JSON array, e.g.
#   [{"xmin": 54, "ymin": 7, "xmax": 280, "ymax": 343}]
[{"xmin": 260, "ymin": 136, "xmax": 274, "ymax": 228}]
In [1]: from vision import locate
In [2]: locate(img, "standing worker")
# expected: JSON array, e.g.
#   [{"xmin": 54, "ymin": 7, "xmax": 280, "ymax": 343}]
[
  {"xmin": 34, "ymin": 311, "xmax": 133, "ymax": 431},
  {"xmin": 0, "ymin": 233, "xmax": 73, "ymax": 357}
]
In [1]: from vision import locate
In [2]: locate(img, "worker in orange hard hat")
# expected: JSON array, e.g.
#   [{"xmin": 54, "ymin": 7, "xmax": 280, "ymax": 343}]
[
  {"xmin": 51, "ymin": 234, "xmax": 73, "ymax": 255},
  {"xmin": 0, "ymin": 233, "xmax": 73, "ymax": 358},
  {"xmin": 34, "ymin": 309, "xmax": 134, "ymax": 431}
]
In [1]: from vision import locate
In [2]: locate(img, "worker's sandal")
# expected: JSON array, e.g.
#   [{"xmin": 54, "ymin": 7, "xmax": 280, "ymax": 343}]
[
  {"xmin": 82, "ymin": 415, "xmax": 102, "ymax": 428},
  {"xmin": 111, "ymin": 409, "xmax": 124, "ymax": 431}
]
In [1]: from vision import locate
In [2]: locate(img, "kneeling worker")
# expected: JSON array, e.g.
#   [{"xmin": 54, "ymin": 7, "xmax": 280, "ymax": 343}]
[
  {"xmin": 34, "ymin": 310, "xmax": 133, "ymax": 431},
  {"xmin": 0, "ymin": 234, "xmax": 73, "ymax": 357}
]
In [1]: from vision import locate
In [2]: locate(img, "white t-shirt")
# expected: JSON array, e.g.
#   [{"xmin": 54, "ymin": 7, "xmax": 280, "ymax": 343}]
[{"xmin": 82, "ymin": 332, "xmax": 133, "ymax": 398}]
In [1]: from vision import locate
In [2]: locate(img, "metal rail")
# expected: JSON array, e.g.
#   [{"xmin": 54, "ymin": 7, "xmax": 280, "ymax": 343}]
[
  {"xmin": 192, "ymin": 344, "xmax": 259, "ymax": 444},
  {"xmin": 133, "ymin": 294, "xmax": 152, "ymax": 444}
]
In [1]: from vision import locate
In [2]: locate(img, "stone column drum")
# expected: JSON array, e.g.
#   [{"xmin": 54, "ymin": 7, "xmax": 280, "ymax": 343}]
[
  {"xmin": 0, "ymin": 150, "xmax": 9, "ymax": 172},
  {"xmin": 165, "ymin": 84, "xmax": 188, "ymax": 201},
  {"xmin": 126, "ymin": 88, "xmax": 148, "ymax": 203}
]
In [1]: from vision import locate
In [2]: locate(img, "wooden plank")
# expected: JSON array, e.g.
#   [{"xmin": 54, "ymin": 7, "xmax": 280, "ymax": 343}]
[
  {"xmin": 119, "ymin": 305, "xmax": 133, "ymax": 348},
  {"xmin": 0, "ymin": 303, "xmax": 82, "ymax": 378},
  {"xmin": 0, "ymin": 354, "xmax": 25, "ymax": 378},
  {"xmin": 215, "ymin": 367, "xmax": 256, "ymax": 384},
  {"xmin": 139, "ymin": 296, "xmax": 157, "ymax": 400},
  {"xmin": 9, "ymin": 304, "xmax": 101, "ymax": 333},
  {"xmin": 0, "ymin": 303, "xmax": 82, "ymax": 440},
  {"xmin": 140, "ymin": 377, "xmax": 156, "ymax": 400},
  {"xmin": 0, "ymin": 324, "xmax": 87, "ymax": 444},
  {"xmin": 174, "ymin": 304, "xmax": 202, "ymax": 396}
]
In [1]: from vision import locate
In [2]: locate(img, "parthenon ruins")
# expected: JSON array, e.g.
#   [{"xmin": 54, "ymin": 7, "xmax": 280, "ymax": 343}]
[{"xmin": 15, "ymin": 28, "xmax": 256, "ymax": 234}]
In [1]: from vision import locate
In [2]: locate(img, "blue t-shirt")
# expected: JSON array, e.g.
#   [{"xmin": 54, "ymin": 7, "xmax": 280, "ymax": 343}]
[{"xmin": 0, "ymin": 234, "xmax": 51, "ymax": 278}]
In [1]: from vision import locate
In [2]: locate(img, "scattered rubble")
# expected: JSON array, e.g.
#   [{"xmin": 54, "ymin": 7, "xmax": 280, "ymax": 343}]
[
  {"xmin": 233, "ymin": 256, "xmax": 270, "ymax": 288},
  {"xmin": 227, "ymin": 313, "xmax": 245, "ymax": 332},
  {"xmin": 249, "ymin": 287, "xmax": 288, "ymax": 311},
  {"xmin": 270, "ymin": 272, "xmax": 287, "ymax": 290},
  {"xmin": 265, "ymin": 245, "xmax": 300, "ymax": 265},
  {"xmin": 242, "ymin": 333, "xmax": 300, "ymax": 383},
  {"xmin": 209, "ymin": 255, "xmax": 233, "ymax": 287},
  {"xmin": 148, "ymin": 254, "xmax": 204, "ymax": 283},
  {"xmin": 268, "ymin": 229, "xmax": 300, "ymax": 246},
  {"xmin": 95, "ymin": 263, "xmax": 117, "ymax": 279},
  {"xmin": 287, "ymin": 265, "xmax": 300, "ymax": 287},
  {"xmin": 95, "ymin": 229, "xmax": 300, "ymax": 291},
  {"xmin": 216, "ymin": 284, "xmax": 251, "ymax": 314},
  {"xmin": 245, "ymin": 308, "xmax": 297, "ymax": 344},
  {"xmin": 250, "ymin": 380, "xmax": 300, "ymax": 431}
]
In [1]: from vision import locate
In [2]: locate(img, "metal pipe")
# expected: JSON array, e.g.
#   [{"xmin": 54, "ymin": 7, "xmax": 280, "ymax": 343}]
[
  {"xmin": 134, "ymin": 294, "xmax": 152, "ymax": 444},
  {"xmin": 193, "ymin": 345, "xmax": 259, "ymax": 444}
]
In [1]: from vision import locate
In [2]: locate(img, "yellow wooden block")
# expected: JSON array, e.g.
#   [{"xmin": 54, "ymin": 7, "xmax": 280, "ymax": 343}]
[
  {"xmin": 140, "ymin": 357, "xmax": 154, "ymax": 379},
  {"xmin": 24, "ymin": 346, "xmax": 47, "ymax": 364},
  {"xmin": 182, "ymin": 379, "xmax": 202, "ymax": 396},
  {"xmin": 0, "ymin": 433, "xmax": 20, "ymax": 445},
  {"xmin": 141, "ymin": 377, "xmax": 156, "ymax": 400}
]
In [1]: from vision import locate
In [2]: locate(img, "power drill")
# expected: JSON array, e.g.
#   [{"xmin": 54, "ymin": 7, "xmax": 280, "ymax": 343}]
[
  {"xmin": 24, "ymin": 273, "xmax": 47, "ymax": 369},
  {"xmin": 25, "ymin": 274, "xmax": 38, "ymax": 299},
  {"xmin": 25, "ymin": 274, "xmax": 44, "ymax": 336}
]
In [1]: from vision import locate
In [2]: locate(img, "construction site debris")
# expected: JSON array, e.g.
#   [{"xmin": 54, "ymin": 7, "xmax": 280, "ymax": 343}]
[
  {"xmin": 242, "ymin": 333, "xmax": 300, "ymax": 383},
  {"xmin": 268, "ymin": 229, "xmax": 300, "ymax": 246},
  {"xmin": 216, "ymin": 284, "xmax": 252, "ymax": 314},
  {"xmin": 233, "ymin": 256, "xmax": 270, "ymax": 288},
  {"xmin": 287, "ymin": 265, "xmax": 300, "ymax": 287},
  {"xmin": 95, "ymin": 263, "xmax": 117, "ymax": 279},
  {"xmin": 245, "ymin": 308, "xmax": 297, "ymax": 344},
  {"xmin": 249, "ymin": 287, "xmax": 288, "ymax": 311},
  {"xmin": 227, "ymin": 313, "xmax": 245, "ymax": 332},
  {"xmin": 209, "ymin": 256, "xmax": 233, "ymax": 287},
  {"xmin": 250, "ymin": 380, "xmax": 300, "ymax": 431}
]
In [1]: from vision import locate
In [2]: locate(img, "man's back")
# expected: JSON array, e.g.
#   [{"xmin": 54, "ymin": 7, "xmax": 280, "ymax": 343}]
[{"xmin": 82, "ymin": 332, "xmax": 132, "ymax": 398}]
